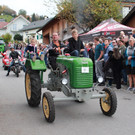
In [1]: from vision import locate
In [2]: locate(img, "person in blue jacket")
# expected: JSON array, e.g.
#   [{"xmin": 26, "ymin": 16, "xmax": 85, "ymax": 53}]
[{"xmin": 125, "ymin": 37, "xmax": 135, "ymax": 93}]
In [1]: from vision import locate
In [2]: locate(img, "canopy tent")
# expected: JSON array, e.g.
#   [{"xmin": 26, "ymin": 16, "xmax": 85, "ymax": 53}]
[{"xmin": 80, "ymin": 18, "xmax": 133, "ymax": 42}]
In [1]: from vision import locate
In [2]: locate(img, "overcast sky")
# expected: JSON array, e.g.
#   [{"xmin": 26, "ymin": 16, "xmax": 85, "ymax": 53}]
[{"xmin": 0, "ymin": 0, "xmax": 57, "ymax": 17}]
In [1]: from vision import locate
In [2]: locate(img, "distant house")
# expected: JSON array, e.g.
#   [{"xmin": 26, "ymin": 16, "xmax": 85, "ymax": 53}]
[
  {"xmin": 120, "ymin": 0, "xmax": 135, "ymax": 18},
  {"xmin": 20, "ymin": 18, "xmax": 52, "ymax": 43},
  {"xmin": 121, "ymin": 6, "xmax": 135, "ymax": 28},
  {"xmin": 0, "ymin": 15, "xmax": 30, "ymax": 39}
]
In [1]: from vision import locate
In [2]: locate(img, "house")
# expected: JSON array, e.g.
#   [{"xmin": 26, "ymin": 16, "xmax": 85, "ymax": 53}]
[
  {"xmin": 121, "ymin": 6, "xmax": 135, "ymax": 28},
  {"xmin": 20, "ymin": 18, "xmax": 52, "ymax": 43},
  {"xmin": 120, "ymin": 0, "xmax": 135, "ymax": 18},
  {"xmin": 0, "ymin": 15, "xmax": 30, "ymax": 39},
  {"xmin": 37, "ymin": 17, "xmax": 84, "ymax": 44}
]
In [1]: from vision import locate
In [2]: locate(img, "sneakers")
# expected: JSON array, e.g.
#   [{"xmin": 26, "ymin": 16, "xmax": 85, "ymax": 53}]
[
  {"xmin": 40, "ymin": 54, "xmax": 44, "ymax": 61},
  {"xmin": 133, "ymin": 88, "xmax": 135, "ymax": 94},
  {"xmin": 6, "ymin": 73, "xmax": 9, "ymax": 76},
  {"xmin": 127, "ymin": 87, "xmax": 133, "ymax": 91},
  {"xmin": 32, "ymin": 55, "xmax": 36, "ymax": 62}
]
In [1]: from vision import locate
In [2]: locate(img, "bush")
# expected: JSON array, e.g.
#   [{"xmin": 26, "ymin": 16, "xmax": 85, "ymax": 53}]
[
  {"xmin": 14, "ymin": 34, "xmax": 23, "ymax": 41},
  {"xmin": 2, "ymin": 33, "xmax": 12, "ymax": 44}
]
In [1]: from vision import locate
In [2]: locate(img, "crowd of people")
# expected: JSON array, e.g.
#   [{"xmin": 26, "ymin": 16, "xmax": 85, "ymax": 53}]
[
  {"xmin": 5, "ymin": 29, "xmax": 135, "ymax": 94},
  {"xmin": 84, "ymin": 30, "xmax": 135, "ymax": 93}
]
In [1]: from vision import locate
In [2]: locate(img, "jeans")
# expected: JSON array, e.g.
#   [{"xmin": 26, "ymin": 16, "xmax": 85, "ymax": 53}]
[
  {"xmin": 95, "ymin": 60, "xmax": 104, "ymax": 80},
  {"xmin": 8, "ymin": 60, "xmax": 26, "ymax": 73},
  {"xmin": 121, "ymin": 69, "xmax": 127, "ymax": 83},
  {"xmin": 70, "ymin": 50, "xmax": 87, "ymax": 57}
]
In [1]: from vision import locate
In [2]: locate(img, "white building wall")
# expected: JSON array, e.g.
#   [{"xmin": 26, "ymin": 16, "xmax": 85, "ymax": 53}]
[
  {"xmin": 23, "ymin": 28, "xmax": 43, "ymax": 44},
  {"xmin": 0, "ymin": 16, "xmax": 30, "ymax": 39},
  {"xmin": 0, "ymin": 29, "xmax": 6, "ymax": 36}
]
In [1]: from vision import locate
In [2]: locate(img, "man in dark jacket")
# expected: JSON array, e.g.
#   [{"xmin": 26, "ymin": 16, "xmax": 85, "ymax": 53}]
[
  {"xmin": 6, "ymin": 47, "xmax": 25, "ymax": 76},
  {"xmin": 68, "ymin": 29, "xmax": 87, "ymax": 57}
]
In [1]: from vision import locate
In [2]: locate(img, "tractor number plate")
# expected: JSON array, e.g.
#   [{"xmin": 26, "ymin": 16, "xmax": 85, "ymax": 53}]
[{"xmin": 81, "ymin": 67, "xmax": 89, "ymax": 73}]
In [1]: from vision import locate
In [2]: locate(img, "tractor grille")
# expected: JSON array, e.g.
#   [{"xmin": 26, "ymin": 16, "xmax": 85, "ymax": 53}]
[{"xmin": 71, "ymin": 67, "xmax": 93, "ymax": 88}]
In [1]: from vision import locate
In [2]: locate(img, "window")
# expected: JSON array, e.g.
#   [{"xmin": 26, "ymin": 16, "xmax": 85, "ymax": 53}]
[
  {"xmin": 122, "ymin": 6, "xmax": 131, "ymax": 18},
  {"xmin": 13, "ymin": 24, "xmax": 17, "ymax": 31}
]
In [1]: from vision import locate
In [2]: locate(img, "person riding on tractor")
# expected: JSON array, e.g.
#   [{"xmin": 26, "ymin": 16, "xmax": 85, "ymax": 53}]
[
  {"xmin": 68, "ymin": 29, "xmax": 87, "ymax": 57},
  {"xmin": 46, "ymin": 33, "xmax": 66, "ymax": 70},
  {"xmin": 6, "ymin": 47, "xmax": 26, "ymax": 76},
  {"xmin": 24, "ymin": 38, "xmax": 44, "ymax": 62}
]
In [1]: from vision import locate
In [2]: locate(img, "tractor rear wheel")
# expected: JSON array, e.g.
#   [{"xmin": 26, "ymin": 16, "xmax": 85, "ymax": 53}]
[
  {"xmin": 25, "ymin": 69, "xmax": 41, "ymax": 107},
  {"xmin": 100, "ymin": 88, "xmax": 117, "ymax": 116},
  {"xmin": 42, "ymin": 92, "xmax": 55, "ymax": 123}
]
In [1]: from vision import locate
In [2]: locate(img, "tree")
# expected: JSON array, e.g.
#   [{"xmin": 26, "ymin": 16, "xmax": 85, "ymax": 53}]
[
  {"xmin": 2, "ymin": 33, "xmax": 12, "ymax": 44},
  {"xmin": 2, "ymin": 5, "xmax": 16, "ymax": 16},
  {"xmin": 0, "ymin": 5, "xmax": 5, "ymax": 15},
  {"xmin": 18, "ymin": 9, "xmax": 27, "ymax": 17},
  {"xmin": 14, "ymin": 34, "xmax": 23, "ymax": 41},
  {"xmin": 57, "ymin": 0, "xmax": 122, "ymax": 32},
  {"xmin": 32, "ymin": 13, "xmax": 36, "ymax": 22}
]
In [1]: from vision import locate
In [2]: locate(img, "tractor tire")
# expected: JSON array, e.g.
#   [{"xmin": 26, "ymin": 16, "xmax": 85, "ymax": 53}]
[
  {"xmin": 25, "ymin": 69, "xmax": 41, "ymax": 107},
  {"xmin": 100, "ymin": 88, "xmax": 117, "ymax": 116},
  {"xmin": 42, "ymin": 92, "xmax": 55, "ymax": 123}
]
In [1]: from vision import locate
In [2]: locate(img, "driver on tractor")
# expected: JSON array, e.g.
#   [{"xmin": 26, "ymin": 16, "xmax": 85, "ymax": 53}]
[
  {"xmin": 47, "ymin": 33, "xmax": 66, "ymax": 70},
  {"xmin": 6, "ymin": 47, "xmax": 26, "ymax": 76}
]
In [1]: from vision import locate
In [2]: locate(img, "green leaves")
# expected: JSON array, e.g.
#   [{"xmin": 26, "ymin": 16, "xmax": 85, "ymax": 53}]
[{"xmin": 57, "ymin": 0, "xmax": 122, "ymax": 32}]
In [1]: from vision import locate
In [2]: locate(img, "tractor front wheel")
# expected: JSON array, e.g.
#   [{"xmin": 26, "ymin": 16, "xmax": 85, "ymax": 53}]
[
  {"xmin": 42, "ymin": 92, "xmax": 55, "ymax": 123},
  {"xmin": 100, "ymin": 88, "xmax": 117, "ymax": 116},
  {"xmin": 25, "ymin": 70, "xmax": 41, "ymax": 107}
]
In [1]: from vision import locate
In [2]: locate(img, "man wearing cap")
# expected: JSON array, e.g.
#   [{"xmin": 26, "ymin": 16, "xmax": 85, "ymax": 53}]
[
  {"xmin": 6, "ymin": 47, "xmax": 25, "ymax": 76},
  {"xmin": 108, "ymin": 37, "xmax": 113, "ymax": 48}
]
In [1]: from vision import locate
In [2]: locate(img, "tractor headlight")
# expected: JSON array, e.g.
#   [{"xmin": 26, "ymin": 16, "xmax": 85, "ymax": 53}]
[
  {"xmin": 98, "ymin": 77, "xmax": 103, "ymax": 83},
  {"xmin": 62, "ymin": 78, "xmax": 68, "ymax": 85}
]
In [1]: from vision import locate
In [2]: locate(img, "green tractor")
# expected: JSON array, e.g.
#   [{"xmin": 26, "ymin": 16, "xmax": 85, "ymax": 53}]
[
  {"xmin": 0, "ymin": 37, "xmax": 5, "ymax": 53},
  {"xmin": 25, "ymin": 51, "xmax": 117, "ymax": 123}
]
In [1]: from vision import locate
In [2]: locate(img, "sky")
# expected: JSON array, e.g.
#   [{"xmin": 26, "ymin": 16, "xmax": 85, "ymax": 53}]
[{"xmin": 0, "ymin": 0, "xmax": 57, "ymax": 17}]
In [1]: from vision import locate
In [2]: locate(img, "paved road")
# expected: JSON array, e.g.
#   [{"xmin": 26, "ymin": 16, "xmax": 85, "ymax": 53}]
[{"xmin": 0, "ymin": 58, "xmax": 135, "ymax": 135}]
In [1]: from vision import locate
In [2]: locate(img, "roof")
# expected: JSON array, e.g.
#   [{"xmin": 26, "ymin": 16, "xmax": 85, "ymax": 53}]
[
  {"xmin": 37, "ymin": 17, "xmax": 55, "ymax": 32},
  {"xmin": 21, "ymin": 18, "xmax": 53, "ymax": 31},
  {"xmin": 5, "ymin": 15, "xmax": 30, "ymax": 28},
  {"xmin": 0, "ymin": 22, "xmax": 8, "ymax": 29},
  {"xmin": 121, "ymin": 6, "xmax": 135, "ymax": 24}
]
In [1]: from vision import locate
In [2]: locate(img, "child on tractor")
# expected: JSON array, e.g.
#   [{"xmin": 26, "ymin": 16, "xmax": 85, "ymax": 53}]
[{"xmin": 25, "ymin": 38, "xmax": 44, "ymax": 62}]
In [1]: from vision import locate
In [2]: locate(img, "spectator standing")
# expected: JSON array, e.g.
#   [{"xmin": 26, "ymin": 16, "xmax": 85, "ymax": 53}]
[
  {"xmin": 103, "ymin": 38, "xmax": 113, "ymax": 87},
  {"xmin": 118, "ymin": 39, "xmax": 127, "ymax": 85},
  {"xmin": 87, "ymin": 42, "xmax": 96, "ymax": 82},
  {"xmin": 94, "ymin": 37, "xmax": 104, "ymax": 85},
  {"xmin": 107, "ymin": 37, "xmax": 113, "ymax": 48},
  {"xmin": 125, "ymin": 37, "xmax": 135, "ymax": 93},
  {"xmin": 110, "ymin": 46, "xmax": 123, "ymax": 89},
  {"xmin": 132, "ymin": 29, "xmax": 135, "ymax": 38}
]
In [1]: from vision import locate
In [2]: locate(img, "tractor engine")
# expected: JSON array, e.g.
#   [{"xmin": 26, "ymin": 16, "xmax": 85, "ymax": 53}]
[{"xmin": 46, "ymin": 56, "xmax": 93, "ymax": 96}]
